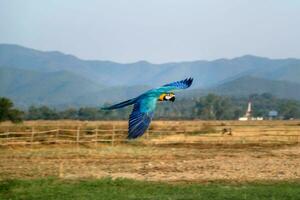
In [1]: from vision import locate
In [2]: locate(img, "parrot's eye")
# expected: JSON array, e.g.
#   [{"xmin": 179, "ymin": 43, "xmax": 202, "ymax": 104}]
[
  {"xmin": 158, "ymin": 93, "xmax": 175, "ymax": 101},
  {"xmin": 164, "ymin": 93, "xmax": 175, "ymax": 101},
  {"xmin": 165, "ymin": 95, "xmax": 170, "ymax": 99}
]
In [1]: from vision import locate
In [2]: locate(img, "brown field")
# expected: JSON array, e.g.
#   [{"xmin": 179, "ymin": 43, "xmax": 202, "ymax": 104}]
[{"xmin": 0, "ymin": 120, "xmax": 300, "ymax": 183}]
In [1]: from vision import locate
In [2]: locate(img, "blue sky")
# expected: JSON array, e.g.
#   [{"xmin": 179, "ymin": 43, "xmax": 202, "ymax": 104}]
[{"xmin": 1, "ymin": 0, "xmax": 300, "ymax": 63}]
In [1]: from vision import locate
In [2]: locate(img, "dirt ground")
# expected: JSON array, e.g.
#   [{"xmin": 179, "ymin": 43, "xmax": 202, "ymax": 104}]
[{"xmin": 1, "ymin": 142, "xmax": 300, "ymax": 183}]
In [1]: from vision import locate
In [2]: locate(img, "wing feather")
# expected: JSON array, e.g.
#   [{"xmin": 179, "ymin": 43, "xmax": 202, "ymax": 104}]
[
  {"xmin": 101, "ymin": 98, "xmax": 137, "ymax": 110},
  {"xmin": 162, "ymin": 77, "xmax": 193, "ymax": 90},
  {"xmin": 146, "ymin": 77, "xmax": 194, "ymax": 95},
  {"xmin": 128, "ymin": 98, "xmax": 156, "ymax": 139}
]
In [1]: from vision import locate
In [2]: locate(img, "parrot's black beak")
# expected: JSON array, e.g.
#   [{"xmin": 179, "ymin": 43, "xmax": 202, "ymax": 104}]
[{"xmin": 169, "ymin": 96, "xmax": 175, "ymax": 102}]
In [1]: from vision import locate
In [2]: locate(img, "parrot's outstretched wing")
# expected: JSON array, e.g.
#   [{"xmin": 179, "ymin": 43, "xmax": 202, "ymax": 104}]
[
  {"xmin": 162, "ymin": 77, "xmax": 193, "ymax": 90},
  {"xmin": 101, "ymin": 97, "xmax": 138, "ymax": 110},
  {"xmin": 151, "ymin": 77, "xmax": 193, "ymax": 94},
  {"xmin": 128, "ymin": 97, "xmax": 157, "ymax": 139}
]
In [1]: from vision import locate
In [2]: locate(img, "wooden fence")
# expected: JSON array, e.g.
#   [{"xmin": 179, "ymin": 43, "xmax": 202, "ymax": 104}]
[
  {"xmin": 0, "ymin": 127, "xmax": 124, "ymax": 146},
  {"xmin": 0, "ymin": 126, "xmax": 300, "ymax": 146}
]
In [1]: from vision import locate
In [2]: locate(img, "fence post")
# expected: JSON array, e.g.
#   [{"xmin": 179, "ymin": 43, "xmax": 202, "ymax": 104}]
[
  {"xmin": 6, "ymin": 128, "xmax": 9, "ymax": 142},
  {"xmin": 95, "ymin": 127, "xmax": 98, "ymax": 148},
  {"xmin": 76, "ymin": 126, "xmax": 80, "ymax": 147},
  {"xmin": 146, "ymin": 130, "xmax": 149, "ymax": 140},
  {"xmin": 31, "ymin": 127, "xmax": 35, "ymax": 147},
  {"xmin": 111, "ymin": 125, "xmax": 115, "ymax": 146},
  {"xmin": 55, "ymin": 128, "xmax": 59, "ymax": 144}
]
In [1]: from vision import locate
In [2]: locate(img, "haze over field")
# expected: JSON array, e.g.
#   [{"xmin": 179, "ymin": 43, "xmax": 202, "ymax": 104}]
[
  {"xmin": 0, "ymin": 1, "xmax": 300, "ymax": 107},
  {"xmin": 1, "ymin": 0, "xmax": 300, "ymax": 63}
]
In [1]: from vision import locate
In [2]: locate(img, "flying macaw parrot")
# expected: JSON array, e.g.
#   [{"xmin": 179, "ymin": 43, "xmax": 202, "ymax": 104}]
[{"xmin": 102, "ymin": 78, "xmax": 193, "ymax": 139}]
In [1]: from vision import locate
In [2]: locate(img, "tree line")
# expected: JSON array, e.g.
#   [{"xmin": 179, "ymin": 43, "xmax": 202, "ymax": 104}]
[
  {"xmin": 1, "ymin": 93, "xmax": 300, "ymax": 123},
  {"xmin": 0, "ymin": 97, "xmax": 23, "ymax": 123}
]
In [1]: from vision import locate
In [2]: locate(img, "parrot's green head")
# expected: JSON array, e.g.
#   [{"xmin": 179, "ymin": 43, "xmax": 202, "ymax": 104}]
[{"xmin": 158, "ymin": 93, "xmax": 175, "ymax": 102}]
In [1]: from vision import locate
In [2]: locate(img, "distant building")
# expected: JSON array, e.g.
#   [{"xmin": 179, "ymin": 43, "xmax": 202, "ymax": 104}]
[
  {"xmin": 238, "ymin": 117, "xmax": 248, "ymax": 121},
  {"xmin": 268, "ymin": 110, "xmax": 278, "ymax": 120}
]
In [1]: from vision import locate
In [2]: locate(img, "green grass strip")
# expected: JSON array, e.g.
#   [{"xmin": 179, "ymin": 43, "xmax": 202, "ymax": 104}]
[{"xmin": 1, "ymin": 178, "xmax": 300, "ymax": 200}]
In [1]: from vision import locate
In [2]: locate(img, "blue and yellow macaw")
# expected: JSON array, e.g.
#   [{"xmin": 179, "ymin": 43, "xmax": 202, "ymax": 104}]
[{"xmin": 102, "ymin": 78, "xmax": 193, "ymax": 139}]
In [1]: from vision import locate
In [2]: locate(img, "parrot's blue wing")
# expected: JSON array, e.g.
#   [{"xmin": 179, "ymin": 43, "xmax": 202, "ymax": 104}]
[
  {"xmin": 101, "ymin": 97, "xmax": 137, "ymax": 110},
  {"xmin": 148, "ymin": 77, "xmax": 193, "ymax": 94},
  {"xmin": 128, "ymin": 97, "xmax": 157, "ymax": 139},
  {"xmin": 162, "ymin": 77, "xmax": 193, "ymax": 89}
]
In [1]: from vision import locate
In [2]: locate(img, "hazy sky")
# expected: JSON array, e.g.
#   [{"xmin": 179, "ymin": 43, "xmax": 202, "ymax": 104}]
[{"xmin": 1, "ymin": 0, "xmax": 300, "ymax": 63}]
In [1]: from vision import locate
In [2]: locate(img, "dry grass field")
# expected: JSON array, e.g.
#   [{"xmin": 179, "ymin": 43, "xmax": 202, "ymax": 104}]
[{"xmin": 0, "ymin": 120, "xmax": 300, "ymax": 183}]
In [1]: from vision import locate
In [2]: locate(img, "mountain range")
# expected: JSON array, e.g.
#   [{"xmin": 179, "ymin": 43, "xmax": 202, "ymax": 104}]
[{"xmin": 0, "ymin": 44, "xmax": 299, "ymax": 108}]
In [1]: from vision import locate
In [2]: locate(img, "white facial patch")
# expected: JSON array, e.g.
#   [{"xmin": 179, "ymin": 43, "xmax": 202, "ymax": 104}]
[{"xmin": 165, "ymin": 94, "xmax": 174, "ymax": 100}]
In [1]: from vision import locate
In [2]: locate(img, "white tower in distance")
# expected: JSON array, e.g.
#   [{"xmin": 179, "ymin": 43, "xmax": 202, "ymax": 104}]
[
  {"xmin": 239, "ymin": 101, "xmax": 253, "ymax": 121},
  {"xmin": 239, "ymin": 101, "xmax": 263, "ymax": 121},
  {"xmin": 245, "ymin": 101, "xmax": 252, "ymax": 120}
]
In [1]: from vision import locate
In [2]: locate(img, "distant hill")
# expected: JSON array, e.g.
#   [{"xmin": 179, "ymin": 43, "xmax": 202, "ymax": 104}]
[
  {"xmin": 208, "ymin": 76, "xmax": 300, "ymax": 100},
  {"xmin": 0, "ymin": 67, "xmax": 151, "ymax": 108},
  {"xmin": 2, "ymin": 44, "xmax": 300, "ymax": 88},
  {"xmin": 1, "ymin": 44, "xmax": 300, "ymax": 107},
  {"xmin": 0, "ymin": 67, "xmax": 104, "ymax": 107}
]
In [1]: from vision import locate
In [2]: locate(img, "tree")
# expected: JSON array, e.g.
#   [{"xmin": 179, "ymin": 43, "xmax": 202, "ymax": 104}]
[
  {"xmin": 59, "ymin": 108, "xmax": 78, "ymax": 119},
  {"xmin": 78, "ymin": 107, "xmax": 99, "ymax": 120},
  {"xmin": 26, "ymin": 106, "xmax": 59, "ymax": 120},
  {"xmin": 279, "ymin": 100, "xmax": 300, "ymax": 119},
  {"xmin": 0, "ymin": 97, "xmax": 23, "ymax": 123},
  {"xmin": 194, "ymin": 94, "xmax": 235, "ymax": 120}
]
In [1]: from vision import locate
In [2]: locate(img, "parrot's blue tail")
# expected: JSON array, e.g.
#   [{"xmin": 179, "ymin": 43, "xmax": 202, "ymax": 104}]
[{"xmin": 101, "ymin": 98, "xmax": 137, "ymax": 110}]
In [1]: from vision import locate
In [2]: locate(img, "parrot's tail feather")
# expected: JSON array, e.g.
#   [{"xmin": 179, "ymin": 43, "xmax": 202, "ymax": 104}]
[{"xmin": 101, "ymin": 98, "xmax": 137, "ymax": 110}]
